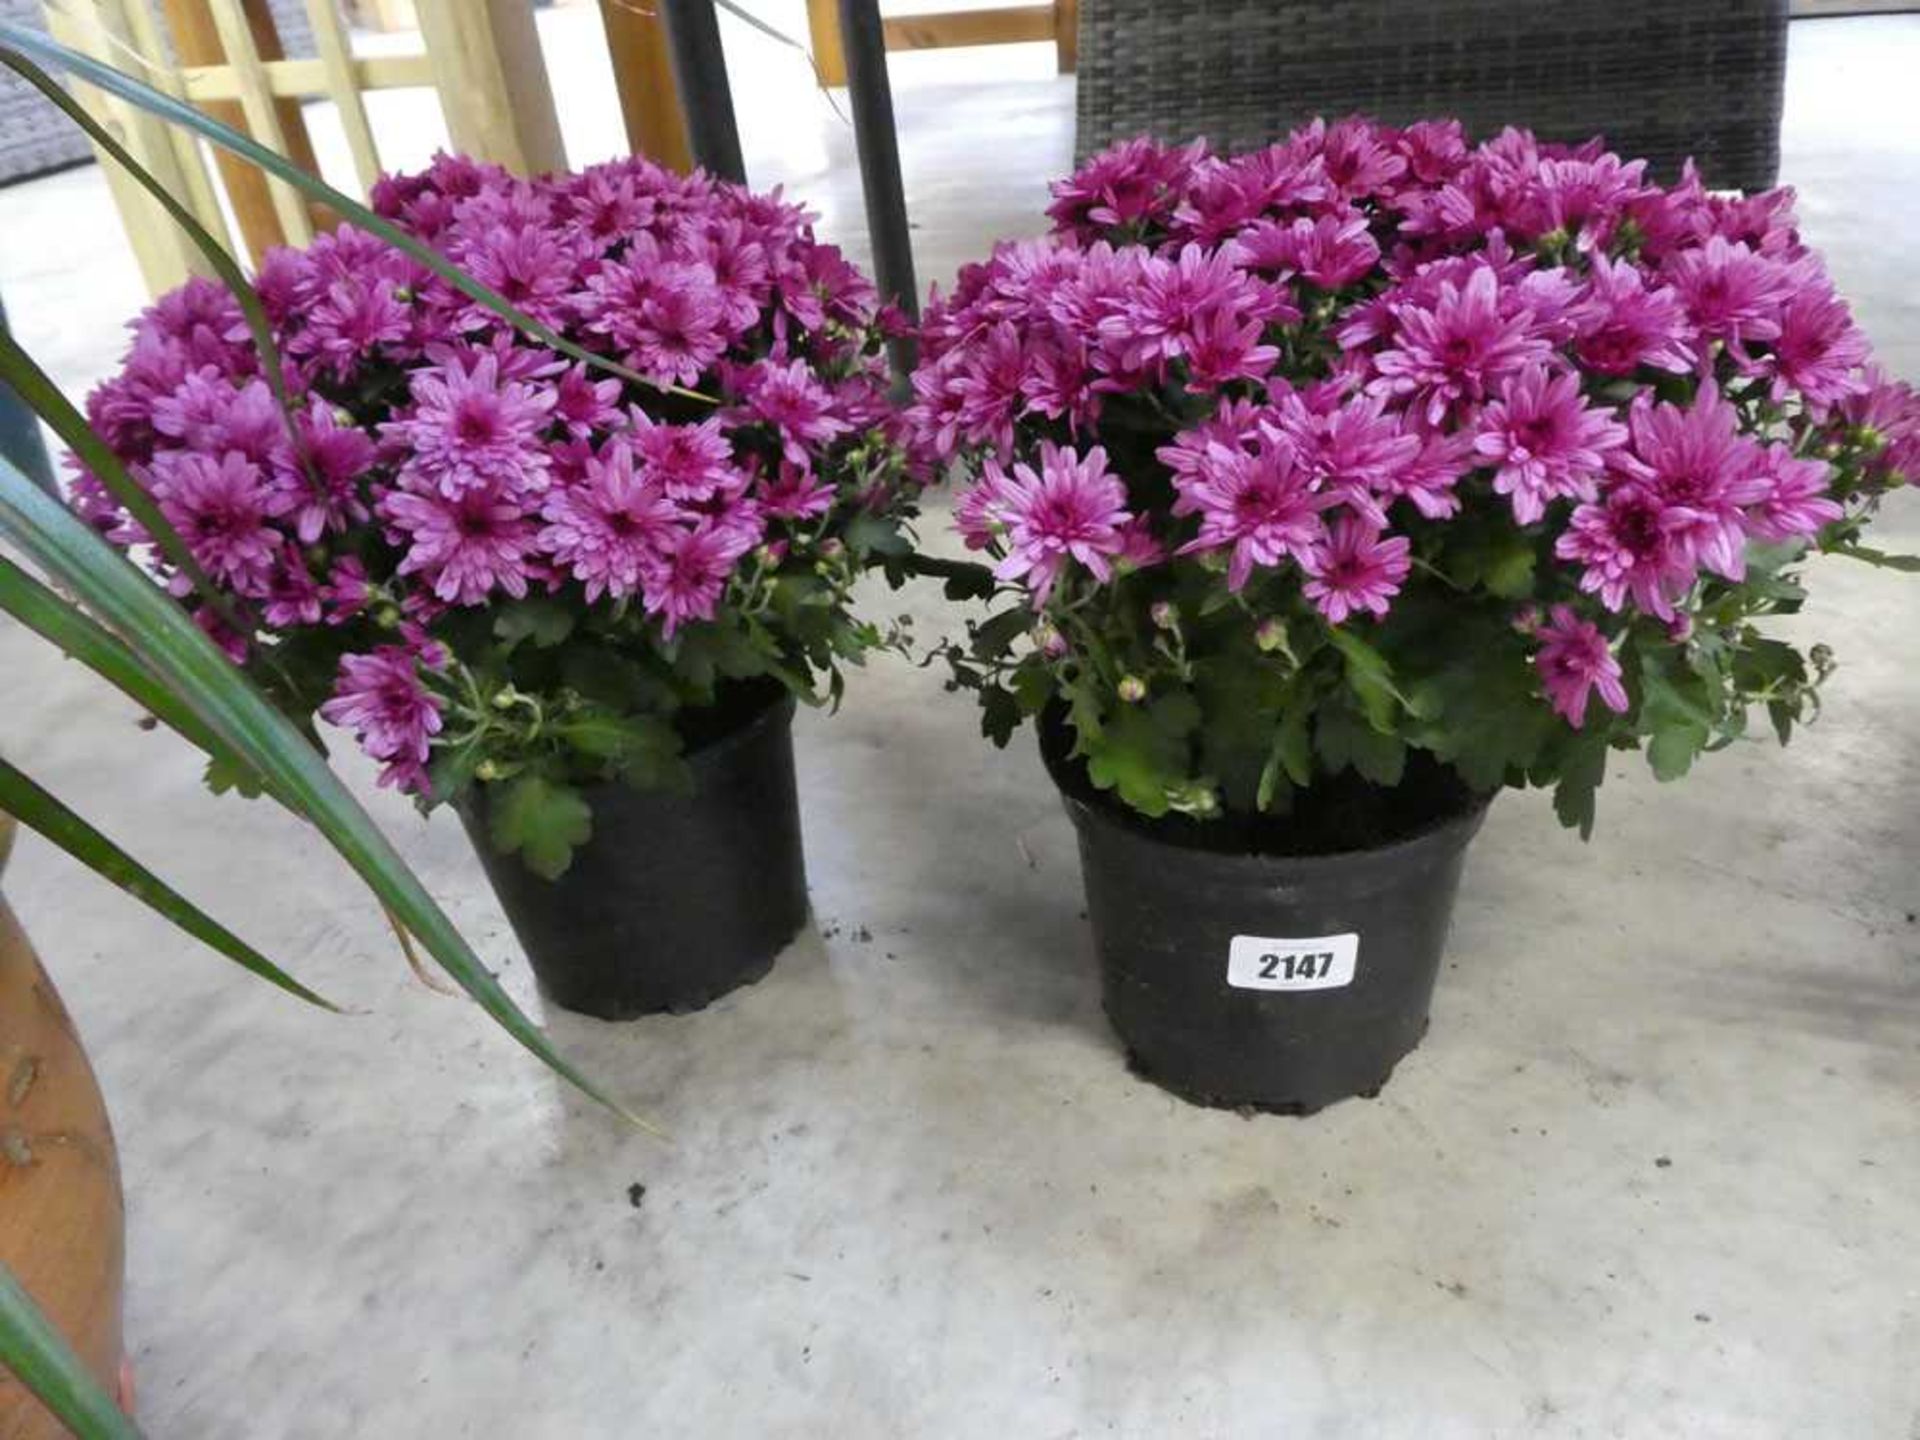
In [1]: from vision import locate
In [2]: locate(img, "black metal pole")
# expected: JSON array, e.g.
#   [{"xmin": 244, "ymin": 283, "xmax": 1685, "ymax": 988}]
[
  {"xmin": 658, "ymin": 0, "xmax": 746, "ymax": 185},
  {"xmin": 836, "ymin": 0, "xmax": 918, "ymax": 376},
  {"xmin": 0, "ymin": 293, "xmax": 55, "ymax": 496}
]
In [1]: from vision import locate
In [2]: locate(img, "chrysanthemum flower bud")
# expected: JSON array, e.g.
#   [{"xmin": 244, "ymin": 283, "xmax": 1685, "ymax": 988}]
[
  {"xmin": 1254, "ymin": 617, "xmax": 1287, "ymax": 652},
  {"xmin": 818, "ymin": 538, "xmax": 846, "ymax": 561},
  {"xmin": 1150, "ymin": 600, "xmax": 1177, "ymax": 630},
  {"xmin": 1666, "ymin": 613, "xmax": 1693, "ymax": 642},
  {"xmin": 475, "ymin": 759, "xmax": 500, "ymax": 781},
  {"xmin": 491, "ymin": 689, "xmax": 517, "ymax": 710},
  {"xmin": 1031, "ymin": 621, "xmax": 1067, "ymax": 658},
  {"xmin": 1510, "ymin": 604, "xmax": 1541, "ymax": 635},
  {"xmin": 1117, "ymin": 675, "xmax": 1148, "ymax": 704}
]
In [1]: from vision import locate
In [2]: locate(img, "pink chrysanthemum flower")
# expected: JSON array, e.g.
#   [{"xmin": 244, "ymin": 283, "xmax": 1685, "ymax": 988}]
[
  {"xmin": 1663, "ymin": 235, "xmax": 1792, "ymax": 348},
  {"xmin": 640, "ymin": 518, "xmax": 760, "ymax": 637},
  {"xmin": 732, "ymin": 358, "xmax": 852, "ymax": 467},
  {"xmin": 1369, "ymin": 265, "xmax": 1554, "ymax": 426},
  {"xmin": 628, "ymin": 410, "xmax": 739, "ymax": 501},
  {"xmin": 577, "ymin": 250, "xmax": 732, "ymax": 386},
  {"xmin": 1046, "ymin": 136, "xmax": 1203, "ymax": 236},
  {"xmin": 1235, "ymin": 213, "xmax": 1380, "ymax": 290},
  {"xmin": 1745, "ymin": 444, "xmax": 1842, "ymax": 543},
  {"xmin": 148, "ymin": 449, "xmax": 282, "ymax": 595},
  {"xmin": 1570, "ymin": 255, "xmax": 1696, "ymax": 377},
  {"xmin": 1533, "ymin": 605, "xmax": 1628, "ymax": 727},
  {"xmin": 319, "ymin": 645, "xmax": 445, "ymax": 793},
  {"xmin": 388, "ymin": 352, "xmax": 556, "ymax": 500},
  {"xmin": 1301, "ymin": 515, "xmax": 1411, "ymax": 623},
  {"xmin": 539, "ymin": 439, "xmax": 681, "ymax": 601},
  {"xmin": 382, "ymin": 480, "xmax": 540, "ymax": 606},
  {"xmin": 1099, "ymin": 243, "xmax": 1286, "ymax": 372},
  {"xmin": 1621, "ymin": 385, "xmax": 1769, "ymax": 580},
  {"xmin": 988, "ymin": 442, "xmax": 1132, "ymax": 605},
  {"xmin": 1174, "ymin": 433, "xmax": 1327, "ymax": 591},
  {"xmin": 268, "ymin": 398, "xmax": 377, "ymax": 544},
  {"xmin": 1757, "ymin": 280, "xmax": 1871, "ymax": 412},
  {"xmin": 1473, "ymin": 367, "xmax": 1628, "ymax": 524},
  {"xmin": 1553, "ymin": 484, "xmax": 1698, "ymax": 620}
]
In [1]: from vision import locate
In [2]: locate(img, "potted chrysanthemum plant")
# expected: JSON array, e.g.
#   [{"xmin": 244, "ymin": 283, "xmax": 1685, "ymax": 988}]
[
  {"xmin": 77, "ymin": 151, "xmax": 922, "ymax": 1020},
  {"xmin": 914, "ymin": 120, "xmax": 1919, "ymax": 1114}
]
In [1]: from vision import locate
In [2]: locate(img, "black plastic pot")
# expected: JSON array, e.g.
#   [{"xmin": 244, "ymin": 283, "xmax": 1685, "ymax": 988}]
[
  {"xmin": 461, "ymin": 689, "xmax": 809, "ymax": 1020},
  {"xmin": 1041, "ymin": 712, "xmax": 1491, "ymax": 1115}
]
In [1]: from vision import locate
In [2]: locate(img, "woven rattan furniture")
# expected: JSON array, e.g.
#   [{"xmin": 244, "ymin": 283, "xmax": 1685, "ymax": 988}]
[{"xmin": 1073, "ymin": 0, "xmax": 1789, "ymax": 192}]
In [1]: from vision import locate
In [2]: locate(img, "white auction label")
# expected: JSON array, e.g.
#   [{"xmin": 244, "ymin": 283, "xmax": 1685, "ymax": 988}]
[{"xmin": 1227, "ymin": 932, "xmax": 1359, "ymax": 991}]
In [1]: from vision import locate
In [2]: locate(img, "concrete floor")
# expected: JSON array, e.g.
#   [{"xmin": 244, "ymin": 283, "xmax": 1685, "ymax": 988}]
[{"xmin": 3, "ymin": 9, "xmax": 1920, "ymax": 1438}]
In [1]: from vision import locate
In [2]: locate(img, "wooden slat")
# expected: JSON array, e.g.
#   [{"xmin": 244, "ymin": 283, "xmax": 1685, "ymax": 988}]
[
  {"xmin": 598, "ymin": 0, "xmax": 693, "ymax": 173},
  {"xmin": 1053, "ymin": 0, "xmax": 1077, "ymax": 72},
  {"xmin": 202, "ymin": 0, "xmax": 315, "ymax": 245},
  {"xmin": 302, "ymin": 0, "xmax": 382, "ymax": 191},
  {"xmin": 415, "ymin": 0, "xmax": 567, "ymax": 176},
  {"xmin": 881, "ymin": 5, "xmax": 1054, "ymax": 51},
  {"xmin": 119, "ymin": 0, "xmax": 235, "ymax": 247},
  {"xmin": 179, "ymin": 53, "xmax": 435, "ymax": 102},
  {"xmin": 805, "ymin": 0, "xmax": 846, "ymax": 87},
  {"xmin": 42, "ymin": 0, "xmax": 217, "ymax": 292}
]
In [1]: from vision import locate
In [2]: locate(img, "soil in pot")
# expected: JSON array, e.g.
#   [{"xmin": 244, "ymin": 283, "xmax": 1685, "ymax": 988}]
[
  {"xmin": 1041, "ymin": 707, "xmax": 1492, "ymax": 1115},
  {"xmin": 463, "ymin": 678, "xmax": 810, "ymax": 1020}
]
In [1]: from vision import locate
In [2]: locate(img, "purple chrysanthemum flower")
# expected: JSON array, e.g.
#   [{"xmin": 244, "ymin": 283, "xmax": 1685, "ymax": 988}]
[
  {"xmin": 1533, "ymin": 605, "xmax": 1628, "ymax": 727},
  {"xmin": 268, "ymin": 399, "xmax": 378, "ymax": 544},
  {"xmin": 760, "ymin": 462, "xmax": 837, "ymax": 520},
  {"xmin": 1473, "ymin": 367, "xmax": 1628, "ymax": 524},
  {"xmin": 1621, "ymin": 385, "xmax": 1769, "ymax": 580},
  {"xmin": 148, "ymin": 449, "xmax": 282, "ymax": 595},
  {"xmin": 1553, "ymin": 484, "xmax": 1698, "ymax": 620},
  {"xmin": 1569, "ymin": 255, "xmax": 1696, "ymax": 378},
  {"xmin": 319, "ymin": 645, "xmax": 445, "ymax": 793},
  {"xmin": 387, "ymin": 352, "xmax": 555, "ymax": 500},
  {"xmin": 732, "ymin": 358, "xmax": 852, "ymax": 467},
  {"xmin": 1663, "ymin": 235, "xmax": 1792, "ymax": 348},
  {"xmin": 577, "ymin": 249, "xmax": 731, "ymax": 386},
  {"xmin": 1301, "ymin": 515, "xmax": 1410, "ymax": 623},
  {"xmin": 382, "ymin": 480, "xmax": 540, "ymax": 606},
  {"xmin": 1236, "ymin": 213, "xmax": 1380, "ymax": 289},
  {"xmin": 640, "ymin": 518, "xmax": 759, "ymax": 637},
  {"xmin": 1758, "ymin": 279, "xmax": 1871, "ymax": 412},
  {"xmin": 623, "ymin": 410, "xmax": 738, "ymax": 504},
  {"xmin": 1174, "ymin": 433, "xmax": 1327, "ymax": 591},
  {"xmin": 987, "ymin": 442, "xmax": 1132, "ymax": 605},
  {"xmin": 540, "ymin": 439, "xmax": 681, "ymax": 601},
  {"xmin": 1368, "ymin": 265, "xmax": 1554, "ymax": 426},
  {"xmin": 1745, "ymin": 444, "xmax": 1842, "ymax": 543}
]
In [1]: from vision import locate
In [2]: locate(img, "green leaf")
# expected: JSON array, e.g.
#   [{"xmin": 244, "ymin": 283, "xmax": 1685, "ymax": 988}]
[
  {"xmin": 557, "ymin": 711, "xmax": 689, "ymax": 790},
  {"xmin": 1483, "ymin": 543, "xmax": 1537, "ymax": 599},
  {"xmin": 1639, "ymin": 648, "xmax": 1714, "ymax": 782},
  {"xmin": 1081, "ymin": 695, "xmax": 1198, "ymax": 818},
  {"xmin": 494, "ymin": 598, "xmax": 576, "ymax": 652},
  {"xmin": 0, "ymin": 757, "xmax": 336, "ymax": 1009},
  {"xmin": 969, "ymin": 606, "xmax": 1031, "ymax": 660},
  {"xmin": 979, "ymin": 683, "xmax": 1022, "ymax": 747},
  {"xmin": 487, "ymin": 774, "xmax": 593, "ymax": 881},
  {"xmin": 0, "ymin": 458, "xmax": 638, "ymax": 1124},
  {"xmin": 1325, "ymin": 626, "xmax": 1403, "ymax": 732},
  {"xmin": 1256, "ymin": 704, "xmax": 1312, "ymax": 811},
  {"xmin": 1550, "ymin": 729, "xmax": 1610, "ymax": 840},
  {"xmin": 0, "ymin": 32, "xmax": 679, "ymax": 400},
  {"xmin": 844, "ymin": 511, "xmax": 912, "ymax": 559},
  {"xmin": 1832, "ymin": 542, "xmax": 1920, "ymax": 573},
  {"xmin": 0, "ymin": 1264, "xmax": 141, "ymax": 1440},
  {"xmin": 1315, "ymin": 703, "xmax": 1406, "ymax": 786}
]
